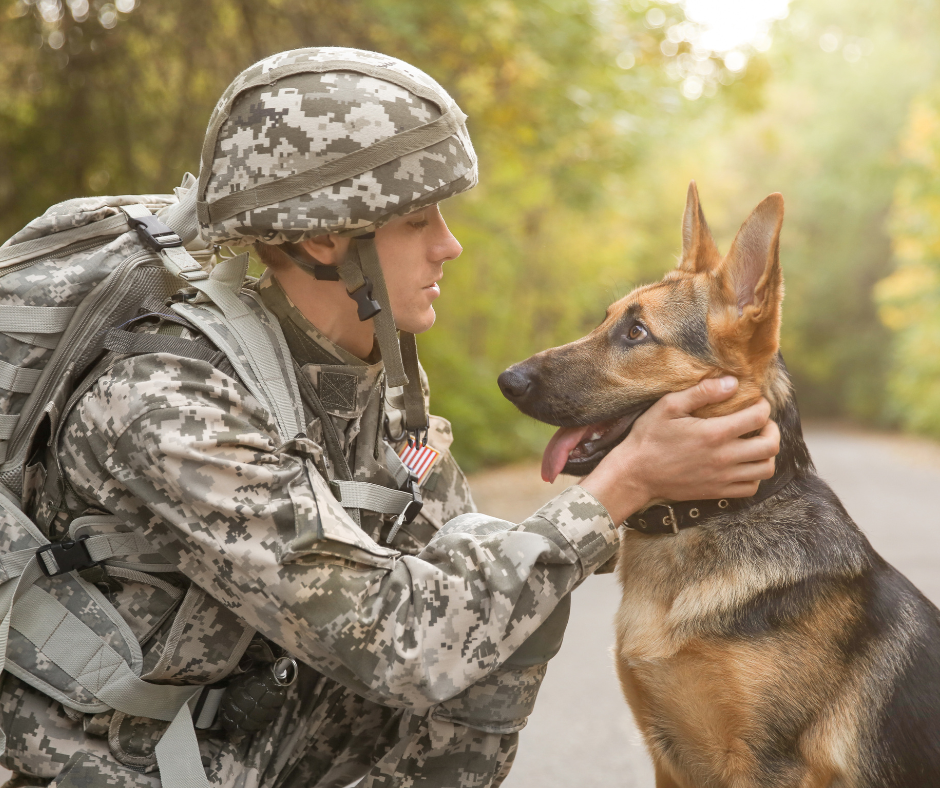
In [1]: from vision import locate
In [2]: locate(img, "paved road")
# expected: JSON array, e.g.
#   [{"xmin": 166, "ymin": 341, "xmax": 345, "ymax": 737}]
[
  {"xmin": 472, "ymin": 425, "xmax": 940, "ymax": 788},
  {"xmin": 2, "ymin": 425, "xmax": 938, "ymax": 784}
]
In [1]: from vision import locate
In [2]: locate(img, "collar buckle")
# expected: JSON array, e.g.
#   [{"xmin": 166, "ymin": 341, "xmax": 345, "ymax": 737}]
[{"xmin": 665, "ymin": 505, "xmax": 679, "ymax": 535}]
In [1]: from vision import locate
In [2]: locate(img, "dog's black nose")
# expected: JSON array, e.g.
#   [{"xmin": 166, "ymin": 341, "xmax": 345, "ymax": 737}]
[{"xmin": 497, "ymin": 368, "xmax": 532, "ymax": 401}]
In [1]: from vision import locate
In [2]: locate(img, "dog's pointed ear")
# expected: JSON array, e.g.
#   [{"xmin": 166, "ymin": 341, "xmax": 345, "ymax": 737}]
[
  {"xmin": 723, "ymin": 193, "xmax": 784, "ymax": 317},
  {"xmin": 678, "ymin": 181, "xmax": 720, "ymax": 273}
]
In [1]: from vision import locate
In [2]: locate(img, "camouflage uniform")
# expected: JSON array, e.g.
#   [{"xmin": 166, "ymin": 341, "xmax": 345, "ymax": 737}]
[
  {"xmin": 0, "ymin": 48, "xmax": 620, "ymax": 787},
  {"xmin": 0, "ymin": 270, "xmax": 617, "ymax": 787}
]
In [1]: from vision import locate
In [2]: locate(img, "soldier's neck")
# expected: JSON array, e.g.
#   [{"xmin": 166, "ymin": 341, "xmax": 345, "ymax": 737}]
[{"xmin": 272, "ymin": 267, "xmax": 375, "ymax": 360}]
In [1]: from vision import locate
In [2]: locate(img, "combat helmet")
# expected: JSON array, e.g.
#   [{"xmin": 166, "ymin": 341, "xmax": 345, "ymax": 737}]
[{"xmin": 187, "ymin": 47, "xmax": 478, "ymax": 443}]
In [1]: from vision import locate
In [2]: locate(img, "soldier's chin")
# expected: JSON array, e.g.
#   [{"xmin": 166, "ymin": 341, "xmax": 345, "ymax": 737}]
[{"xmin": 395, "ymin": 304, "xmax": 436, "ymax": 335}]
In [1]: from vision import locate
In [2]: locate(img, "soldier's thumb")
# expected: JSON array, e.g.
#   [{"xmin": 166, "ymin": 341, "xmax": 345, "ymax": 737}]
[{"xmin": 669, "ymin": 376, "xmax": 738, "ymax": 416}]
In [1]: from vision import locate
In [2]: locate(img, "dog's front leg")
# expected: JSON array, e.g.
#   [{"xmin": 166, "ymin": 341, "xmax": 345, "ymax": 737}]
[{"xmin": 655, "ymin": 760, "xmax": 686, "ymax": 788}]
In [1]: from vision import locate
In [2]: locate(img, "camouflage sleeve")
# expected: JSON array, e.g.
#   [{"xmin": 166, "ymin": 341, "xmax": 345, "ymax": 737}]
[{"xmin": 60, "ymin": 352, "xmax": 619, "ymax": 710}]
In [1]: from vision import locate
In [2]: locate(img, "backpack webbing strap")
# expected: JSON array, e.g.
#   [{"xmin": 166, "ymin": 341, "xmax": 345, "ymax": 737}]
[
  {"xmin": 3, "ymin": 331, "xmax": 60, "ymax": 350},
  {"xmin": 167, "ymin": 250, "xmax": 420, "ymax": 525},
  {"xmin": 190, "ymin": 254, "xmax": 303, "ymax": 440},
  {"xmin": 383, "ymin": 443, "xmax": 412, "ymax": 488},
  {"xmin": 158, "ymin": 178, "xmax": 201, "ymax": 247},
  {"xmin": 330, "ymin": 480, "xmax": 415, "ymax": 514},
  {"xmin": 0, "ymin": 306, "xmax": 76, "ymax": 334},
  {"xmin": 0, "ymin": 359, "xmax": 41, "ymax": 394},
  {"xmin": 121, "ymin": 205, "xmax": 208, "ymax": 283},
  {"xmin": 0, "ymin": 544, "xmax": 208, "ymax": 786},
  {"xmin": 0, "ymin": 213, "xmax": 128, "ymax": 270},
  {"xmin": 168, "ymin": 255, "xmax": 304, "ymax": 442},
  {"xmin": 5, "ymin": 579, "xmax": 208, "ymax": 787},
  {"xmin": 0, "ymin": 417, "xmax": 16, "ymax": 442},
  {"xmin": 102, "ymin": 327, "xmax": 224, "ymax": 365}
]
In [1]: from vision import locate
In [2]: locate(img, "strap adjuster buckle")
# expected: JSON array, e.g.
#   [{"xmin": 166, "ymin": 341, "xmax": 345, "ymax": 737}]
[
  {"xmin": 399, "ymin": 499, "xmax": 423, "ymax": 524},
  {"xmin": 400, "ymin": 476, "xmax": 424, "ymax": 524},
  {"xmin": 349, "ymin": 277, "xmax": 382, "ymax": 322},
  {"xmin": 127, "ymin": 214, "xmax": 183, "ymax": 252},
  {"xmin": 386, "ymin": 476, "xmax": 424, "ymax": 545},
  {"xmin": 36, "ymin": 536, "xmax": 99, "ymax": 577}
]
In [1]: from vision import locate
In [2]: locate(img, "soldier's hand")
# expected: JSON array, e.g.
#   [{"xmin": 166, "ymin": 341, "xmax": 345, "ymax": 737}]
[{"xmin": 580, "ymin": 377, "xmax": 780, "ymax": 524}]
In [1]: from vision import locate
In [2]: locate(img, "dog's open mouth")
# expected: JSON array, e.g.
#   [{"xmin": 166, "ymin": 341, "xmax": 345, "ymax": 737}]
[{"xmin": 541, "ymin": 407, "xmax": 648, "ymax": 483}]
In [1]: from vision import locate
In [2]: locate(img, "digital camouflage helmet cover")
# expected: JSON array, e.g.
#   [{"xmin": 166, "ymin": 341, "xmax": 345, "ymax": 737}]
[{"xmin": 192, "ymin": 47, "xmax": 479, "ymax": 438}]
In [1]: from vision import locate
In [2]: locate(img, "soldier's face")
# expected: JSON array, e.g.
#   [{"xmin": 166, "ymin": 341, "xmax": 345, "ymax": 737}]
[{"xmin": 375, "ymin": 204, "xmax": 463, "ymax": 334}]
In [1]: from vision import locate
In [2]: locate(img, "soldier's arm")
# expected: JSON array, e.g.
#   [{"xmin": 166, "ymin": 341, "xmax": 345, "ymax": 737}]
[{"xmin": 61, "ymin": 352, "xmax": 618, "ymax": 710}]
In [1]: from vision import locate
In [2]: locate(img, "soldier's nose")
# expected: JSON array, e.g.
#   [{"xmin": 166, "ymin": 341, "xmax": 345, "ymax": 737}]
[{"xmin": 497, "ymin": 368, "xmax": 534, "ymax": 402}]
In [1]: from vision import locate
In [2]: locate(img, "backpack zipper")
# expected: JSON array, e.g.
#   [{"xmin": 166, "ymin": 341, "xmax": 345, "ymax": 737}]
[{"xmin": 0, "ymin": 237, "xmax": 116, "ymax": 280}]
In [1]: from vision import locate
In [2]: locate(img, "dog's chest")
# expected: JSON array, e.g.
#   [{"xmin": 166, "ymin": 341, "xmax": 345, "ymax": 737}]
[{"xmin": 614, "ymin": 530, "xmax": 702, "ymax": 661}]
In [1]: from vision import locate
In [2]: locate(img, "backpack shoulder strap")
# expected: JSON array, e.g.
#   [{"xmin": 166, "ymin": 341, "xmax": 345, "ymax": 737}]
[
  {"xmin": 169, "ymin": 253, "xmax": 305, "ymax": 441},
  {"xmin": 165, "ymin": 251, "xmax": 421, "ymax": 536}
]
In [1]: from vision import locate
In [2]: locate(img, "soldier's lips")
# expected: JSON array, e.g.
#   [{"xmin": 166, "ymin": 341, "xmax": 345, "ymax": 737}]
[{"xmin": 541, "ymin": 409, "xmax": 646, "ymax": 483}]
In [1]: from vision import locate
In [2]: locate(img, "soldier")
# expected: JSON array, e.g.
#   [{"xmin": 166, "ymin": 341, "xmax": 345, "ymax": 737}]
[{"xmin": 1, "ymin": 48, "xmax": 778, "ymax": 787}]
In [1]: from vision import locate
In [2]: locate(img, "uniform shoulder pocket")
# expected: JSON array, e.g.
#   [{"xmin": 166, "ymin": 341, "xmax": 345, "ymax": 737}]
[{"xmin": 405, "ymin": 415, "xmax": 476, "ymax": 536}]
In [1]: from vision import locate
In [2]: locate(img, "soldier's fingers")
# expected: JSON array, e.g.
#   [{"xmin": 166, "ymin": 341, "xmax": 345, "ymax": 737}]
[
  {"xmin": 659, "ymin": 376, "xmax": 738, "ymax": 419},
  {"xmin": 726, "ymin": 427, "xmax": 780, "ymax": 465},
  {"xmin": 718, "ymin": 480, "xmax": 762, "ymax": 499},
  {"xmin": 726, "ymin": 457, "xmax": 776, "ymax": 483},
  {"xmin": 708, "ymin": 399, "xmax": 772, "ymax": 442}
]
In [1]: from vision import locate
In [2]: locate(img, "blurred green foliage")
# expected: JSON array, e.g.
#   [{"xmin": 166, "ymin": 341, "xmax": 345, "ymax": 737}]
[
  {"xmin": 3, "ymin": 0, "xmax": 940, "ymax": 468},
  {"xmin": 877, "ymin": 92, "xmax": 940, "ymax": 437},
  {"xmin": 657, "ymin": 0, "xmax": 940, "ymax": 425}
]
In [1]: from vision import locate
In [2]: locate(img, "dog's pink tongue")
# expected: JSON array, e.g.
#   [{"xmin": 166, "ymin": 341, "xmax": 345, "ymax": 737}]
[{"xmin": 541, "ymin": 425, "xmax": 591, "ymax": 483}]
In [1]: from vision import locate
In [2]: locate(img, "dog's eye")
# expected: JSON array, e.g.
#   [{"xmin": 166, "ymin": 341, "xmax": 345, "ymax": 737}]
[{"xmin": 627, "ymin": 323, "xmax": 648, "ymax": 342}]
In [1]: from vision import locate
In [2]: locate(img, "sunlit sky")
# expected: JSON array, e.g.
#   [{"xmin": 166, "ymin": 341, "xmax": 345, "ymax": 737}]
[{"xmin": 682, "ymin": 0, "xmax": 791, "ymax": 53}]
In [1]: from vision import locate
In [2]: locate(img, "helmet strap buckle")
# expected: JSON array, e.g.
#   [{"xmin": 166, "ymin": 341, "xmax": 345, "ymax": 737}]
[{"xmin": 348, "ymin": 277, "xmax": 382, "ymax": 322}]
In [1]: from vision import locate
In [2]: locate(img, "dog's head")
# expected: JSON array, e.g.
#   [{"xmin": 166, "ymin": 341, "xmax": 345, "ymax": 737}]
[{"xmin": 499, "ymin": 182, "xmax": 788, "ymax": 482}]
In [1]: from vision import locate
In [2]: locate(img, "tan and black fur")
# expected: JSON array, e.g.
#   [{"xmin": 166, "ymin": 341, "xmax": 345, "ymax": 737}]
[{"xmin": 499, "ymin": 184, "xmax": 940, "ymax": 787}]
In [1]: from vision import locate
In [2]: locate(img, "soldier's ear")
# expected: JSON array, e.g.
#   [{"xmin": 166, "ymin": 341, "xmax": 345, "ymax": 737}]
[
  {"xmin": 300, "ymin": 234, "xmax": 345, "ymax": 266},
  {"xmin": 678, "ymin": 181, "xmax": 721, "ymax": 274}
]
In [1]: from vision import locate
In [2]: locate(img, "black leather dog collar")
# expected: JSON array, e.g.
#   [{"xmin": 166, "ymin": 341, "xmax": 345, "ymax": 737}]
[{"xmin": 623, "ymin": 470, "xmax": 795, "ymax": 535}]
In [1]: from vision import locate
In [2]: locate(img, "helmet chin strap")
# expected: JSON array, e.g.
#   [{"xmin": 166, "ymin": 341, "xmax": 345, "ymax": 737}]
[{"xmin": 285, "ymin": 235, "xmax": 429, "ymax": 447}]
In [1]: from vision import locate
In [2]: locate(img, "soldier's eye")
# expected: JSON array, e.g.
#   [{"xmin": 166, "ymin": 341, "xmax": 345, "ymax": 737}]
[
  {"xmin": 627, "ymin": 322, "xmax": 648, "ymax": 341},
  {"xmin": 408, "ymin": 217, "xmax": 430, "ymax": 229}
]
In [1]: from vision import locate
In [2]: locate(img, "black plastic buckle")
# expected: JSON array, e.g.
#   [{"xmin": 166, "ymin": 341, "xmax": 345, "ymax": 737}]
[
  {"xmin": 401, "ymin": 476, "xmax": 423, "ymax": 524},
  {"xmin": 36, "ymin": 537, "xmax": 99, "ymax": 577},
  {"xmin": 349, "ymin": 277, "xmax": 382, "ymax": 321},
  {"xmin": 127, "ymin": 214, "xmax": 183, "ymax": 252},
  {"xmin": 407, "ymin": 425, "xmax": 429, "ymax": 449}
]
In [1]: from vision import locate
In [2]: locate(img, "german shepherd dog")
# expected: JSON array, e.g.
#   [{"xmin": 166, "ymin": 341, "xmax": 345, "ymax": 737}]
[{"xmin": 498, "ymin": 184, "xmax": 940, "ymax": 787}]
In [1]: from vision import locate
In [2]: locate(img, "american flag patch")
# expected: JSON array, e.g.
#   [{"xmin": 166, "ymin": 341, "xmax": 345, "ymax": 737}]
[{"xmin": 398, "ymin": 441, "xmax": 442, "ymax": 483}]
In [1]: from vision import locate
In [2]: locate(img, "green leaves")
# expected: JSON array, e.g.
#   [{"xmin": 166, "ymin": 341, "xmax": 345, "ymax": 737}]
[{"xmin": 878, "ymin": 93, "xmax": 940, "ymax": 437}]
